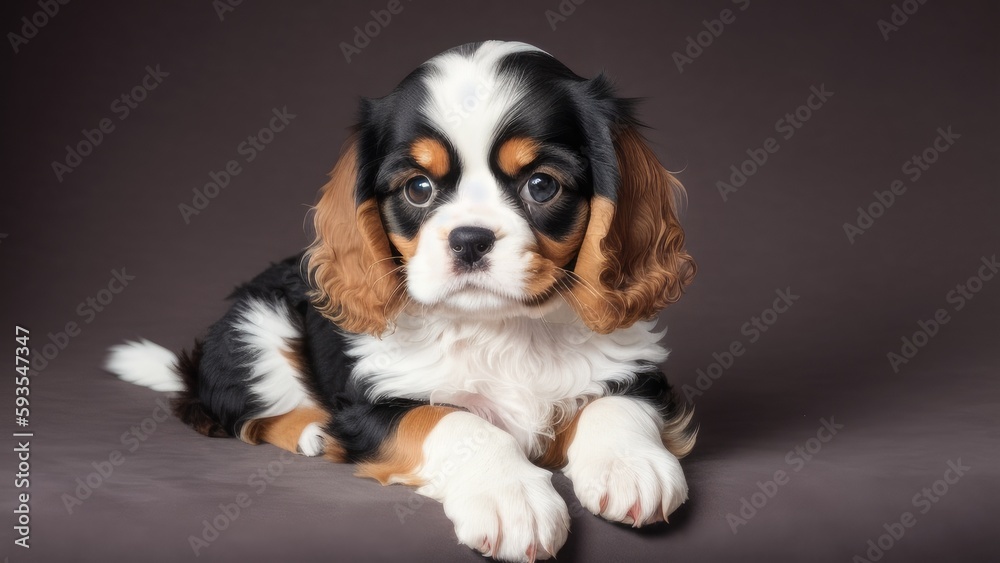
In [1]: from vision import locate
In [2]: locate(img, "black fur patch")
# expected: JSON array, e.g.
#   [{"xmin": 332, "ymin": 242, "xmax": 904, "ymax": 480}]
[
  {"xmin": 604, "ymin": 366, "xmax": 683, "ymax": 423},
  {"xmin": 172, "ymin": 253, "xmax": 425, "ymax": 460},
  {"xmin": 494, "ymin": 49, "xmax": 639, "ymax": 204},
  {"xmin": 325, "ymin": 391, "xmax": 426, "ymax": 463},
  {"xmin": 171, "ymin": 341, "xmax": 228, "ymax": 438}
]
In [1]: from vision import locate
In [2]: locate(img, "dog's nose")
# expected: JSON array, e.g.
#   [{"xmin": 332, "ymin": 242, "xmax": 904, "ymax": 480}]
[{"xmin": 448, "ymin": 227, "xmax": 496, "ymax": 267}]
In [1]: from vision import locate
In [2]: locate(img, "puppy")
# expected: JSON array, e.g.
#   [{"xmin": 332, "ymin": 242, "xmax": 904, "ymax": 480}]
[{"xmin": 106, "ymin": 40, "xmax": 696, "ymax": 562}]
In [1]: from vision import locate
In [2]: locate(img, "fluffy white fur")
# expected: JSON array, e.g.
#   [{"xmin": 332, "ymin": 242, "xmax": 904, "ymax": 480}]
[
  {"xmin": 564, "ymin": 396, "xmax": 689, "ymax": 525},
  {"xmin": 414, "ymin": 411, "xmax": 569, "ymax": 561},
  {"xmin": 297, "ymin": 422, "xmax": 328, "ymax": 457},
  {"xmin": 423, "ymin": 41, "xmax": 539, "ymax": 155},
  {"xmin": 231, "ymin": 298, "xmax": 315, "ymax": 419},
  {"xmin": 104, "ymin": 339, "xmax": 183, "ymax": 392},
  {"xmin": 349, "ymin": 302, "xmax": 668, "ymax": 458}
]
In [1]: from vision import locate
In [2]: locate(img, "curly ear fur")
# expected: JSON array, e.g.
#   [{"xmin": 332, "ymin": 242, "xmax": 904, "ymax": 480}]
[
  {"xmin": 570, "ymin": 126, "xmax": 696, "ymax": 334},
  {"xmin": 305, "ymin": 140, "xmax": 405, "ymax": 336}
]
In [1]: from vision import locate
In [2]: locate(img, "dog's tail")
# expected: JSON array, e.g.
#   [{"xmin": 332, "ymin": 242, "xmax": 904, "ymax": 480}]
[
  {"xmin": 104, "ymin": 339, "xmax": 227, "ymax": 437},
  {"xmin": 104, "ymin": 339, "xmax": 184, "ymax": 392}
]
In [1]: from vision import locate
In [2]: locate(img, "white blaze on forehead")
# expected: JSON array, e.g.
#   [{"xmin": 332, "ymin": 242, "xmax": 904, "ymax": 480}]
[
  {"xmin": 421, "ymin": 41, "xmax": 543, "ymax": 204},
  {"xmin": 403, "ymin": 42, "xmax": 549, "ymax": 310}
]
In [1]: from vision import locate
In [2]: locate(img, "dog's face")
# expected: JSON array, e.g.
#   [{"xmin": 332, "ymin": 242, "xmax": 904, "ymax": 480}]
[
  {"xmin": 308, "ymin": 41, "xmax": 695, "ymax": 335},
  {"xmin": 373, "ymin": 45, "xmax": 594, "ymax": 318}
]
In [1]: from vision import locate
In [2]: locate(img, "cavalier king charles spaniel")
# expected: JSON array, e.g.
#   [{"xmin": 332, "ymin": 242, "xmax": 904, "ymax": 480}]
[{"xmin": 107, "ymin": 40, "xmax": 696, "ymax": 561}]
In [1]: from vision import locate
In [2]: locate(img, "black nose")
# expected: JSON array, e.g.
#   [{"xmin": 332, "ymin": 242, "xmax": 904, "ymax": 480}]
[{"xmin": 448, "ymin": 226, "xmax": 496, "ymax": 267}]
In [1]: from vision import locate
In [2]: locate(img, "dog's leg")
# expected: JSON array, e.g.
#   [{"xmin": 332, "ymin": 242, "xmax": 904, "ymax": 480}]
[
  {"xmin": 560, "ymin": 396, "xmax": 690, "ymax": 526},
  {"xmin": 356, "ymin": 406, "xmax": 570, "ymax": 562},
  {"xmin": 240, "ymin": 406, "xmax": 340, "ymax": 458}
]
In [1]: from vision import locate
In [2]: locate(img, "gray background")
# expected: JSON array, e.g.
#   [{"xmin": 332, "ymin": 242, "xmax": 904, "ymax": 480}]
[{"xmin": 1, "ymin": 0, "xmax": 997, "ymax": 561}]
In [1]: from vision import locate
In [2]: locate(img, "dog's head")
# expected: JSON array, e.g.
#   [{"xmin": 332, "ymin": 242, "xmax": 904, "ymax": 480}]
[{"xmin": 307, "ymin": 41, "xmax": 695, "ymax": 336}]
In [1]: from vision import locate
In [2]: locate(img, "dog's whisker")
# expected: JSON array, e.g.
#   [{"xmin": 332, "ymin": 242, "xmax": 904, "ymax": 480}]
[
  {"xmin": 372, "ymin": 264, "xmax": 405, "ymax": 286},
  {"xmin": 364, "ymin": 255, "xmax": 403, "ymax": 278},
  {"xmin": 556, "ymin": 267, "xmax": 617, "ymax": 313}
]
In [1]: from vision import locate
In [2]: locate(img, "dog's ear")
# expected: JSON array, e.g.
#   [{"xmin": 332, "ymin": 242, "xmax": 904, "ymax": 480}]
[
  {"xmin": 305, "ymin": 139, "xmax": 404, "ymax": 336},
  {"xmin": 569, "ymin": 125, "xmax": 696, "ymax": 334}
]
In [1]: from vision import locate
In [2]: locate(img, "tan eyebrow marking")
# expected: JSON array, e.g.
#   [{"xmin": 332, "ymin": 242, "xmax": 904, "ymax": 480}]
[
  {"xmin": 410, "ymin": 138, "xmax": 450, "ymax": 178},
  {"xmin": 497, "ymin": 136, "xmax": 540, "ymax": 176}
]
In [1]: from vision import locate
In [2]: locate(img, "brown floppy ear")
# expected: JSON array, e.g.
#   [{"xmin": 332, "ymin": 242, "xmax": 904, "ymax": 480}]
[
  {"xmin": 305, "ymin": 139, "xmax": 404, "ymax": 336},
  {"xmin": 570, "ymin": 126, "xmax": 696, "ymax": 334}
]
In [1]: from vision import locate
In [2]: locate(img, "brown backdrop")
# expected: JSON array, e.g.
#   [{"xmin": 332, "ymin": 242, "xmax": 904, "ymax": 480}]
[{"xmin": 1, "ymin": 0, "xmax": 996, "ymax": 561}]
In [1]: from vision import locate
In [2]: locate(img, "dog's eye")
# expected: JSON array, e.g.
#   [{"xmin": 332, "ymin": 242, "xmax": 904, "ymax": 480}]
[
  {"xmin": 521, "ymin": 173, "xmax": 560, "ymax": 204},
  {"xmin": 403, "ymin": 175, "xmax": 435, "ymax": 207}
]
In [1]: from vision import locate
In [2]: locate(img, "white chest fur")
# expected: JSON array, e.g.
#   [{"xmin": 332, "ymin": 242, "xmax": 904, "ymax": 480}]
[{"xmin": 346, "ymin": 303, "xmax": 669, "ymax": 457}]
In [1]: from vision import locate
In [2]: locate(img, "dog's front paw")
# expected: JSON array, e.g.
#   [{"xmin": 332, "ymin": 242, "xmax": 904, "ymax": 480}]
[
  {"xmin": 564, "ymin": 397, "xmax": 689, "ymax": 527},
  {"xmin": 415, "ymin": 413, "xmax": 569, "ymax": 561},
  {"xmin": 565, "ymin": 443, "xmax": 687, "ymax": 526},
  {"xmin": 439, "ymin": 466, "xmax": 569, "ymax": 561}
]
